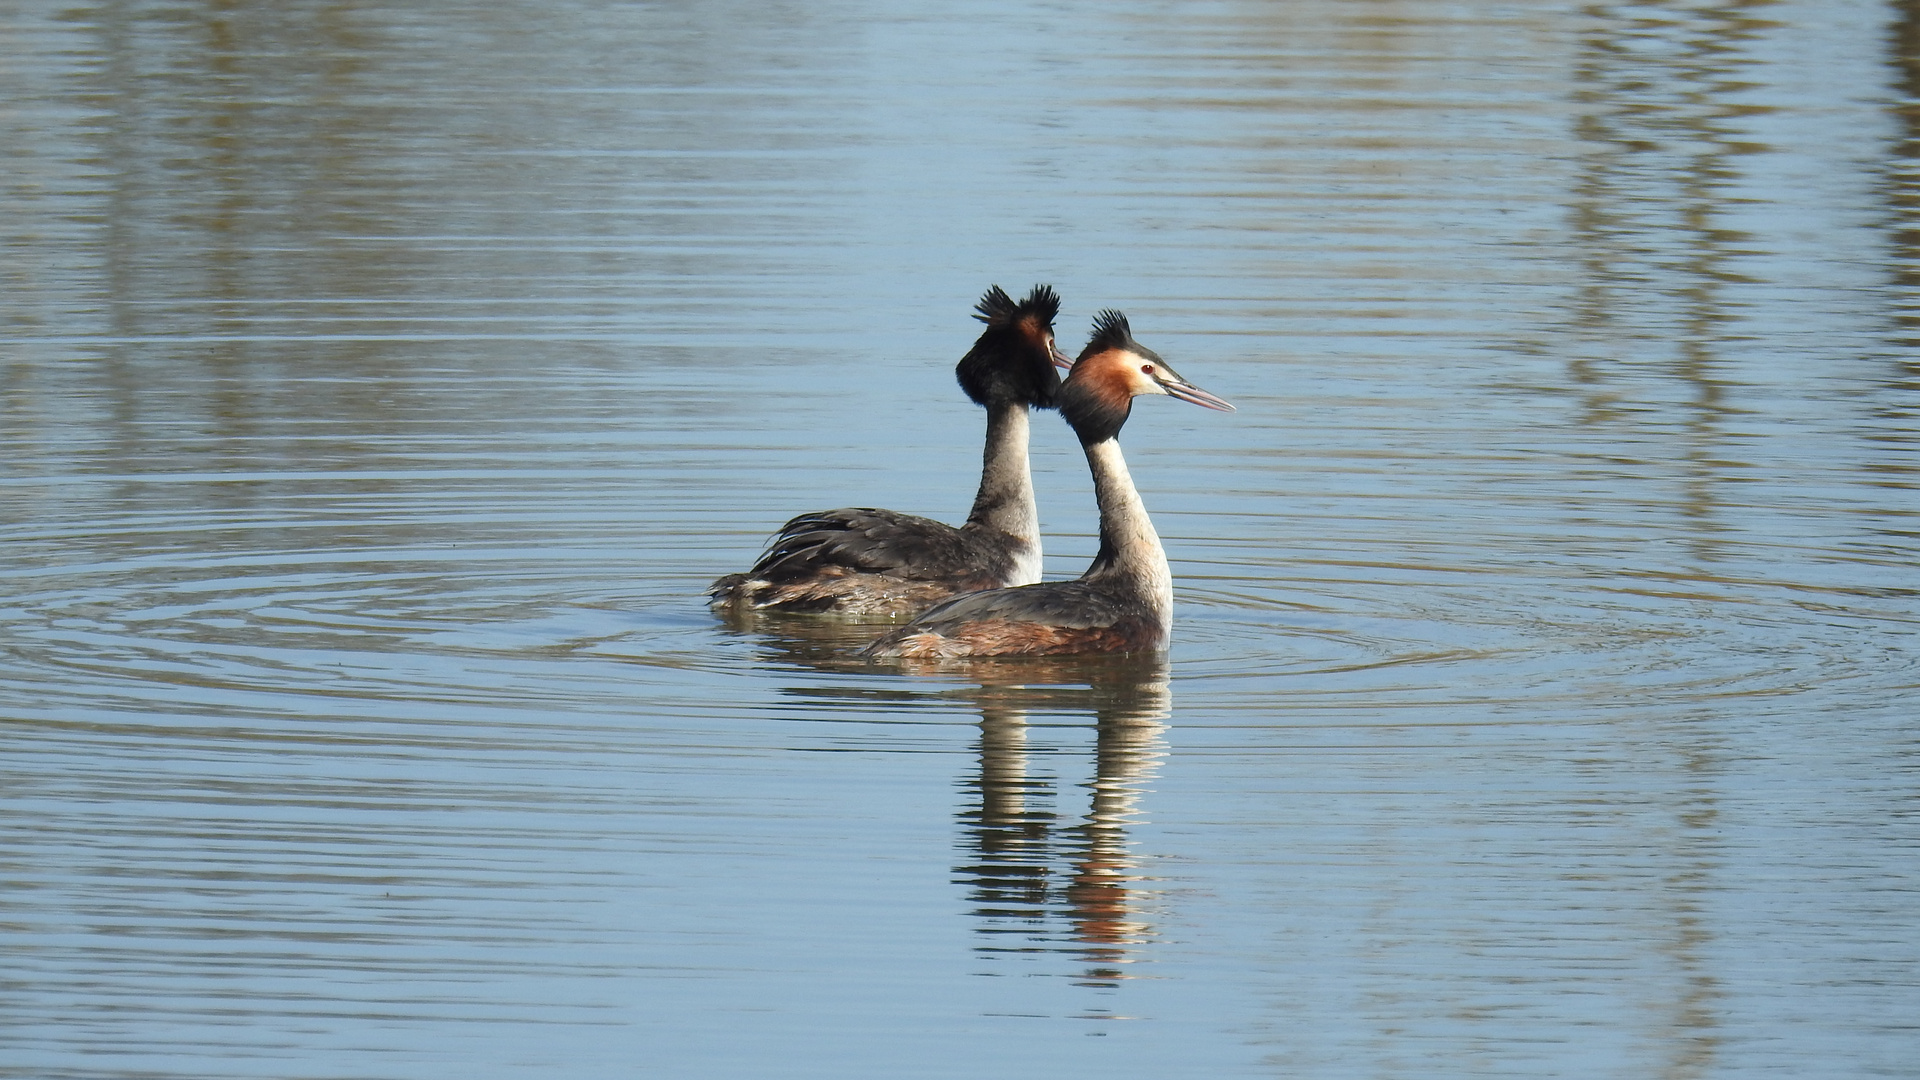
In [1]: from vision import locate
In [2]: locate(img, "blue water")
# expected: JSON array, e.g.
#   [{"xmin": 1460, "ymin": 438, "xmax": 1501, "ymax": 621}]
[{"xmin": 3, "ymin": 0, "xmax": 1917, "ymax": 1076}]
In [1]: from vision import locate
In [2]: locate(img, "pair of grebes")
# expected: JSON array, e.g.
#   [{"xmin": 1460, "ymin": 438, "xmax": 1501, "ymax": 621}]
[{"xmin": 711, "ymin": 285, "xmax": 1233, "ymax": 658}]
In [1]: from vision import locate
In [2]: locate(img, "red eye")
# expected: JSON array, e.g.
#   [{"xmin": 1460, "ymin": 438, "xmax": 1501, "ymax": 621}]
[{"xmin": 1141, "ymin": 364, "xmax": 1155, "ymax": 375}]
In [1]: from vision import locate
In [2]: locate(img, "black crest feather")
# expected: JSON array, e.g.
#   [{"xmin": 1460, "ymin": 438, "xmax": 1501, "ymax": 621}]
[
  {"xmin": 973, "ymin": 285, "xmax": 1018, "ymax": 325},
  {"xmin": 972, "ymin": 284, "xmax": 1061, "ymax": 326},
  {"xmin": 1023, "ymin": 283, "xmax": 1062, "ymax": 325},
  {"xmin": 1083, "ymin": 309, "xmax": 1134, "ymax": 357},
  {"xmin": 956, "ymin": 284, "xmax": 1064, "ymax": 409}
]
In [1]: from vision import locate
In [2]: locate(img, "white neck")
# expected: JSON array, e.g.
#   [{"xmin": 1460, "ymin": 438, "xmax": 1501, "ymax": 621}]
[
  {"xmin": 965, "ymin": 402, "xmax": 1042, "ymax": 583},
  {"xmin": 1082, "ymin": 437, "xmax": 1172, "ymax": 626}
]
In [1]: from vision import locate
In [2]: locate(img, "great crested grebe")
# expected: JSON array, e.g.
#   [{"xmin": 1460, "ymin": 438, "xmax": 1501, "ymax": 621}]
[
  {"xmin": 861, "ymin": 310, "xmax": 1233, "ymax": 659},
  {"xmin": 709, "ymin": 285, "xmax": 1072, "ymax": 616}
]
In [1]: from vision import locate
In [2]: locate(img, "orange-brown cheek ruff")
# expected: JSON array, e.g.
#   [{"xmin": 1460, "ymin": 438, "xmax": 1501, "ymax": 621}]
[
  {"xmin": 1055, "ymin": 351, "xmax": 1141, "ymax": 446},
  {"xmin": 1074, "ymin": 349, "xmax": 1152, "ymax": 396}
]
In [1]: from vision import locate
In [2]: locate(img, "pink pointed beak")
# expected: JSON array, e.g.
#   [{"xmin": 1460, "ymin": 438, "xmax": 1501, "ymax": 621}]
[{"xmin": 1158, "ymin": 373, "xmax": 1235, "ymax": 412}]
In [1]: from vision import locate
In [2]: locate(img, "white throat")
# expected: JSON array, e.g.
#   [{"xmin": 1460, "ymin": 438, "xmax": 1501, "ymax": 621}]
[
  {"xmin": 967, "ymin": 402, "xmax": 1043, "ymax": 584},
  {"xmin": 1083, "ymin": 436, "xmax": 1172, "ymax": 624}
]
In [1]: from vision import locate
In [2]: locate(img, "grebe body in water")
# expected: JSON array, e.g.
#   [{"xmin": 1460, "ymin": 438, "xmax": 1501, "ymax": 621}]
[
  {"xmin": 710, "ymin": 285, "xmax": 1070, "ymax": 617},
  {"xmin": 861, "ymin": 310, "xmax": 1233, "ymax": 659}
]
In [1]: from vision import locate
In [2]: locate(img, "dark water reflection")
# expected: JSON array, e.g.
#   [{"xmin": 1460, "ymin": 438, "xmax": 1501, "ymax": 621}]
[
  {"xmin": 961, "ymin": 677, "xmax": 1168, "ymax": 993},
  {"xmin": 5, "ymin": 0, "xmax": 1920, "ymax": 1077},
  {"xmin": 743, "ymin": 615, "xmax": 1175, "ymax": 991}
]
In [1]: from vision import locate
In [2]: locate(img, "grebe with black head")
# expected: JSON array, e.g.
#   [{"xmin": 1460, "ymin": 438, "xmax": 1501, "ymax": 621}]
[
  {"xmin": 861, "ymin": 309, "xmax": 1233, "ymax": 659},
  {"xmin": 710, "ymin": 285, "xmax": 1071, "ymax": 617}
]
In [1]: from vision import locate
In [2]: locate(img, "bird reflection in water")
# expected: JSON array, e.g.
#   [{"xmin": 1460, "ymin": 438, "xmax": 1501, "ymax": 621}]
[
  {"xmin": 724, "ymin": 610, "xmax": 1171, "ymax": 990},
  {"xmin": 959, "ymin": 661, "xmax": 1169, "ymax": 988}
]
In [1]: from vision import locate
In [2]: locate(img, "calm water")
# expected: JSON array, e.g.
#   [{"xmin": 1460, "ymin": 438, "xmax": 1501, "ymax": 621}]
[{"xmin": 3, "ymin": 0, "xmax": 1917, "ymax": 1076}]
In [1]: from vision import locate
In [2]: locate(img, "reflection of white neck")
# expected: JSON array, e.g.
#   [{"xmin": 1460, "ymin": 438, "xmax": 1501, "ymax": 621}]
[
  {"xmin": 1084, "ymin": 437, "xmax": 1172, "ymax": 624},
  {"xmin": 966, "ymin": 402, "xmax": 1041, "ymax": 583},
  {"xmin": 1090, "ymin": 712, "xmax": 1169, "ymax": 829},
  {"xmin": 976, "ymin": 707, "xmax": 1029, "ymax": 821}
]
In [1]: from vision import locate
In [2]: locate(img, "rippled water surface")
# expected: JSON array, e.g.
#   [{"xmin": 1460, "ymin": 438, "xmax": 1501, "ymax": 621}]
[{"xmin": 4, "ymin": 0, "xmax": 1918, "ymax": 1076}]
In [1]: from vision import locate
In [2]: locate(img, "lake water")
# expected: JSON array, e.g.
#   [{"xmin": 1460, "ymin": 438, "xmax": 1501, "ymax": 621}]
[{"xmin": 3, "ymin": 0, "xmax": 1917, "ymax": 1076}]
